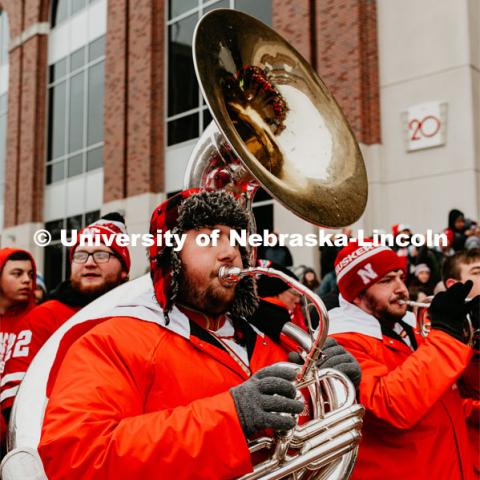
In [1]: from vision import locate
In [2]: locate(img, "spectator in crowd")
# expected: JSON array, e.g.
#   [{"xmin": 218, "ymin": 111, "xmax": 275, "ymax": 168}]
[
  {"xmin": 301, "ymin": 267, "xmax": 320, "ymax": 290},
  {"xmin": 328, "ymin": 241, "xmax": 479, "ymax": 480},
  {"xmin": 465, "ymin": 222, "xmax": 480, "ymax": 250},
  {"xmin": 0, "ymin": 248, "xmax": 36, "ymax": 455},
  {"xmin": 1, "ymin": 213, "xmax": 130, "ymax": 423},
  {"xmin": 317, "ymin": 269, "xmax": 338, "ymax": 297},
  {"xmin": 446, "ymin": 209, "xmax": 474, "ymax": 252},
  {"xmin": 37, "ymin": 190, "xmax": 360, "ymax": 479},
  {"xmin": 408, "ymin": 263, "xmax": 436, "ymax": 301},
  {"xmin": 34, "ymin": 272, "xmax": 47, "ymax": 304}
]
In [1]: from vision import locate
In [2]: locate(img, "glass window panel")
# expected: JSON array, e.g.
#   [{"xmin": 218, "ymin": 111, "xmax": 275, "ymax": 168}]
[
  {"xmin": 234, "ymin": 0, "xmax": 272, "ymax": 26},
  {"xmin": 168, "ymin": 0, "xmax": 198, "ymax": 20},
  {"xmin": 88, "ymin": 36, "xmax": 105, "ymax": 61},
  {"xmin": 47, "ymin": 82, "xmax": 67, "ymax": 160},
  {"xmin": 69, "ymin": 72, "xmax": 84, "ymax": 153},
  {"xmin": 47, "ymin": 161, "xmax": 65, "ymax": 184},
  {"xmin": 253, "ymin": 203, "xmax": 273, "ymax": 233},
  {"xmin": 253, "ymin": 187, "xmax": 272, "ymax": 202},
  {"xmin": 203, "ymin": 0, "xmax": 228, "ymax": 14},
  {"xmin": 68, "ymin": 153, "xmax": 83, "ymax": 177},
  {"xmin": 167, "ymin": 113, "xmax": 198, "ymax": 146},
  {"xmin": 44, "ymin": 243, "xmax": 64, "ymax": 291},
  {"xmin": 0, "ymin": 112, "xmax": 6, "ymax": 161},
  {"xmin": 85, "ymin": 210, "xmax": 100, "ymax": 226},
  {"xmin": 0, "ymin": 93, "xmax": 7, "ymax": 114},
  {"xmin": 64, "ymin": 248, "xmax": 71, "ymax": 281},
  {"xmin": 51, "ymin": 0, "xmax": 70, "ymax": 27},
  {"xmin": 71, "ymin": 0, "xmax": 86, "ymax": 15},
  {"xmin": 67, "ymin": 214, "xmax": 82, "ymax": 232},
  {"xmin": 202, "ymin": 108, "xmax": 212, "ymax": 130},
  {"xmin": 49, "ymin": 58, "xmax": 67, "ymax": 83},
  {"xmin": 87, "ymin": 61, "xmax": 104, "ymax": 145},
  {"xmin": 45, "ymin": 219, "xmax": 64, "ymax": 240},
  {"xmin": 168, "ymin": 14, "xmax": 198, "ymax": 116},
  {"xmin": 70, "ymin": 47, "xmax": 85, "ymax": 72},
  {"xmin": 86, "ymin": 146, "xmax": 103, "ymax": 171},
  {"xmin": 0, "ymin": 12, "xmax": 9, "ymax": 66}
]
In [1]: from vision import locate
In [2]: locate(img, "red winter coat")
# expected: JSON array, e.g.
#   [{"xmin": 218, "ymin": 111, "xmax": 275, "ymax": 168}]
[
  {"xmin": 2, "ymin": 299, "xmax": 79, "ymax": 412},
  {"xmin": 0, "ymin": 248, "xmax": 36, "ymax": 411},
  {"xmin": 329, "ymin": 298, "xmax": 474, "ymax": 480},
  {"xmin": 38, "ymin": 304, "xmax": 289, "ymax": 480}
]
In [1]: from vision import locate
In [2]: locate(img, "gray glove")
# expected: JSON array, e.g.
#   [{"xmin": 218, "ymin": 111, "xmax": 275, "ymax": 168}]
[
  {"xmin": 230, "ymin": 364, "xmax": 305, "ymax": 438},
  {"xmin": 288, "ymin": 337, "xmax": 362, "ymax": 389}
]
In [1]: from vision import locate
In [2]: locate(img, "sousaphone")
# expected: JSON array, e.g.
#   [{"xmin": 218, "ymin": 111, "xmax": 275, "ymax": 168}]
[{"xmin": 184, "ymin": 9, "xmax": 368, "ymax": 480}]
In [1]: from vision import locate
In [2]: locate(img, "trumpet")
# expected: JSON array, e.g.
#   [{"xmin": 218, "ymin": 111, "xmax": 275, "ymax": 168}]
[
  {"xmin": 399, "ymin": 298, "xmax": 478, "ymax": 348},
  {"xmin": 398, "ymin": 299, "xmax": 431, "ymax": 309}
]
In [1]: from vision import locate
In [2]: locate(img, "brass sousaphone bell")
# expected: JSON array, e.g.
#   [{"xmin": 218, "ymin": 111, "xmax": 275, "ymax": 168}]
[
  {"xmin": 185, "ymin": 9, "xmax": 368, "ymax": 480},
  {"xmin": 186, "ymin": 9, "xmax": 368, "ymax": 226}
]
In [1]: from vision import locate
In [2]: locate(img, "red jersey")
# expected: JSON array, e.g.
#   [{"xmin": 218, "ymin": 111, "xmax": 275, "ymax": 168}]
[{"xmin": 0, "ymin": 248, "xmax": 36, "ymax": 412}]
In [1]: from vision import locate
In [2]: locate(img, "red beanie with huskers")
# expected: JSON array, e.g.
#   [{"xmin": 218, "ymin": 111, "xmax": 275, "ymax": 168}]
[{"xmin": 334, "ymin": 241, "xmax": 405, "ymax": 302}]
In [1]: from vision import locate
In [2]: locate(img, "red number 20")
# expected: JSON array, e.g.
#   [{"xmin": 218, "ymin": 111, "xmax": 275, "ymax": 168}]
[{"xmin": 409, "ymin": 115, "xmax": 441, "ymax": 141}]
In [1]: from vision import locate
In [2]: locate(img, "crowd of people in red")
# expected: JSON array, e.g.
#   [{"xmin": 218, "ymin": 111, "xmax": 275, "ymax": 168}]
[{"xmin": 0, "ymin": 195, "xmax": 478, "ymax": 479}]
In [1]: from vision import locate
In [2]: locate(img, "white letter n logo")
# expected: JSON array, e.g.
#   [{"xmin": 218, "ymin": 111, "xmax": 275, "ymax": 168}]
[{"xmin": 357, "ymin": 263, "xmax": 378, "ymax": 284}]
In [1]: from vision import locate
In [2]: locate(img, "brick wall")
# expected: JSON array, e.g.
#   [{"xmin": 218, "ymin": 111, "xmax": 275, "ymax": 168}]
[
  {"xmin": 1, "ymin": 0, "xmax": 48, "ymax": 228},
  {"xmin": 273, "ymin": 0, "xmax": 380, "ymax": 145},
  {"xmin": 104, "ymin": 0, "xmax": 165, "ymax": 203}
]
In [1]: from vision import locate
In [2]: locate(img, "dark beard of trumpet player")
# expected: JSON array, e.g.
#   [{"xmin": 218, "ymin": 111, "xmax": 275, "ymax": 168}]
[
  {"xmin": 37, "ymin": 190, "xmax": 361, "ymax": 480},
  {"xmin": 328, "ymin": 241, "xmax": 480, "ymax": 480}
]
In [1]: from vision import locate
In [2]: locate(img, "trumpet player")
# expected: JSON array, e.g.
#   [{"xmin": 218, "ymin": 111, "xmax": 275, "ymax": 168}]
[
  {"xmin": 443, "ymin": 248, "xmax": 480, "ymax": 477},
  {"xmin": 328, "ymin": 241, "xmax": 480, "ymax": 480},
  {"xmin": 37, "ymin": 190, "xmax": 360, "ymax": 480}
]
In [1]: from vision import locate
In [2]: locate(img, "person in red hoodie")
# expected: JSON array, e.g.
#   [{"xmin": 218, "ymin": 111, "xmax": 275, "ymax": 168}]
[
  {"xmin": 0, "ymin": 248, "xmax": 36, "ymax": 456},
  {"xmin": 328, "ymin": 241, "xmax": 479, "ymax": 480},
  {"xmin": 1, "ymin": 213, "xmax": 130, "ymax": 424},
  {"xmin": 37, "ymin": 190, "xmax": 360, "ymax": 480}
]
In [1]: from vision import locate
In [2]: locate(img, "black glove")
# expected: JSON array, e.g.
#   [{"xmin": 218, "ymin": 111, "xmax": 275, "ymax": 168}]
[
  {"xmin": 230, "ymin": 364, "xmax": 304, "ymax": 438},
  {"xmin": 429, "ymin": 280, "xmax": 474, "ymax": 343},
  {"xmin": 288, "ymin": 337, "xmax": 362, "ymax": 389}
]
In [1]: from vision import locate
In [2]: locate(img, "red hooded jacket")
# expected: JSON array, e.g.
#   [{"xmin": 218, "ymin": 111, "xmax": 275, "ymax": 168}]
[{"xmin": 0, "ymin": 248, "xmax": 36, "ymax": 412}]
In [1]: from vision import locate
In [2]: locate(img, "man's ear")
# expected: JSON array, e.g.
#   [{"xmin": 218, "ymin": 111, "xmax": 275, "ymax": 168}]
[
  {"xmin": 445, "ymin": 278, "xmax": 458, "ymax": 289},
  {"xmin": 121, "ymin": 271, "xmax": 128, "ymax": 281}
]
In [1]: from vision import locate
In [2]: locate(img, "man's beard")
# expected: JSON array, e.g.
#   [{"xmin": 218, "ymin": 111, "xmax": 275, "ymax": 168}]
[
  {"xmin": 363, "ymin": 291, "xmax": 407, "ymax": 324},
  {"xmin": 177, "ymin": 268, "xmax": 235, "ymax": 315},
  {"xmin": 71, "ymin": 275, "xmax": 126, "ymax": 303}
]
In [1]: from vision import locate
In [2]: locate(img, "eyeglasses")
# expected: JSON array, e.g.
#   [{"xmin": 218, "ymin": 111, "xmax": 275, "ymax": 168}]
[{"xmin": 72, "ymin": 251, "xmax": 117, "ymax": 264}]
